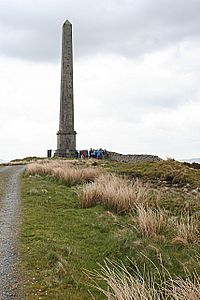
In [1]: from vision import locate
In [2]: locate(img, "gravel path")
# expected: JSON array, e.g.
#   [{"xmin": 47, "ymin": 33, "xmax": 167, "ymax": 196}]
[
  {"xmin": 0, "ymin": 166, "xmax": 11, "ymax": 174},
  {"xmin": 0, "ymin": 165, "xmax": 25, "ymax": 300}
]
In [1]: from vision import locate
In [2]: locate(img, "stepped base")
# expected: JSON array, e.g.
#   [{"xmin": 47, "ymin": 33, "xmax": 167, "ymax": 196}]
[{"xmin": 54, "ymin": 149, "xmax": 77, "ymax": 158}]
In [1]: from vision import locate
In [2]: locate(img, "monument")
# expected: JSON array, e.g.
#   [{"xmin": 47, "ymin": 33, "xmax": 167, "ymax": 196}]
[{"xmin": 55, "ymin": 20, "xmax": 77, "ymax": 157}]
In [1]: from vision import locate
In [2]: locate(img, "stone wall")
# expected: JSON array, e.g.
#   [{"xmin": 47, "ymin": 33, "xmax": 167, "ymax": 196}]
[{"xmin": 107, "ymin": 151, "xmax": 162, "ymax": 163}]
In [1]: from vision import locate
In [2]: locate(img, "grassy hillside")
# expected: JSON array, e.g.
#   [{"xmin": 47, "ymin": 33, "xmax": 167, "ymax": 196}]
[
  {"xmin": 95, "ymin": 159, "xmax": 200, "ymax": 186},
  {"xmin": 20, "ymin": 159, "xmax": 200, "ymax": 299}
]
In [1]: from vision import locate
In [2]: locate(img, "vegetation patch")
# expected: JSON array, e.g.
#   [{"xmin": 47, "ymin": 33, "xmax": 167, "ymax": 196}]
[
  {"xmin": 134, "ymin": 206, "xmax": 169, "ymax": 238},
  {"xmin": 88, "ymin": 258, "xmax": 200, "ymax": 300},
  {"xmin": 20, "ymin": 159, "xmax": 200, "ymax": 299},
  {"xmin": 95, "ymin": 159, "xmax": 200, "ymax": 187},
  {"xmin": 26, "ymin": 160, "xmax": 102, "ymax": 186},
  {"xmin": 79, "ymin": 174, "xmax": 159, "ymax": 213}
]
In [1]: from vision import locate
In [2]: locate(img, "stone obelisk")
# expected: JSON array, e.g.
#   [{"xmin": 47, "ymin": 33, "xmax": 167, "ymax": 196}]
[{"xmin": 55, "ymin": 20, "xmax": 76, "ymax": 157}]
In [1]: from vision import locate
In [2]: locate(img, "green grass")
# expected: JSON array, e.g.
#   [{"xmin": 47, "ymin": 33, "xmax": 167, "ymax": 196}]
[
  {"xmin": 21, "ymin": 162, "xmax": 200, "ymax": 299},
  {"xmin": 11, "ymin": 156, "xmax": 46, "ymax": 163},
  {"xmin": 21, "ymin": 175, "xmax": 121, "ymax": 299},
  {"xmin": 96, "ymin": 159, "xmax": 200, "ymax": 186}
]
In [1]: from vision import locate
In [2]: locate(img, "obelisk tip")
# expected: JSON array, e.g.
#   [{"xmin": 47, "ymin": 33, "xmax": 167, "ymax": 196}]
[{"xmin": 63, "ymin": 20, "xmax": 72, "ymax": 26}]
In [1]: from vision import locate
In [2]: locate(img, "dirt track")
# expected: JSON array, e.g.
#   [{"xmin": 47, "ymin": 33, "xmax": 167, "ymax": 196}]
[{"xmin": 0, "ymin": 165, "xmax": 25, "ymax": 300}]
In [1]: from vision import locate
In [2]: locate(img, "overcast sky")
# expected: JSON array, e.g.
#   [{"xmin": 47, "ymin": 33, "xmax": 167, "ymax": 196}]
[{"xmin": 0, "ymin": 0, "xmax": 200, "ymax": 161}]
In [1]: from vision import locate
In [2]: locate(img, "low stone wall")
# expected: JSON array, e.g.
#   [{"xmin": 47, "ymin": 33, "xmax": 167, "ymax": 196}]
[{"xmin": 107, "ymin": 151, "xmax": 162, "ymax": 163}]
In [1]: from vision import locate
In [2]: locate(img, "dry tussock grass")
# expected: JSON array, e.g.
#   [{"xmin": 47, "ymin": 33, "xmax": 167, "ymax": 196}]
[
  {"xmin": 88, "ymin": 260, "xmax": 159, "ymax": 300},
  {"xmin": 172, "ymin": 214, "xmax": 199, "ymax": 245},
  {"xmin": 134, "ymin": 207, "xmax": 199, "ymax": 241},
  {"xmin": 26, "ymin": 160, "xmax": 102, "ymax": 185},
  {"xmin": 80, "ymin": 174, "xmax": 159, "ymax": 213},
  {"xmin": 135, "ymin": 206, "xmax": 168, "ymax": 238},
  {"xmin": 88, "ymin": 259, "xmax": 200, "ymax": 300},
  {"xmin": 166, "ymin": 276, "xmax": 200, "ymax": 300}
]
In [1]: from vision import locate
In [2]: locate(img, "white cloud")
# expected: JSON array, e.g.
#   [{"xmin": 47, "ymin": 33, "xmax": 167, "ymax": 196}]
[
  {"xmin": 0, "ymin": 1, "xmax": 200, "ymax": 161},
  {"xmin": 0, "ymin": 57, "xmax": 60, "ymax": 160},
  {"xmin": 75, "ymin": 41, "xmax": 200, "ymax": 159},
  {"xmin": 0, "ymin": 0, "xmax": 200, "ymax": 61}
]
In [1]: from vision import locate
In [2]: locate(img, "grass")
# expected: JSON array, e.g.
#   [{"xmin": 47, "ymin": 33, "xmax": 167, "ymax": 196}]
[
  {"xmin": 21, "ymin": 175, "xmax": 121, "ymax": 299},
  {"xmin": 20, "ymin": 159, "xmax": 200, "ymax": 299},
  {"xmin": 172, "ymin": 214, "xmax": 199, "ymax": 245},
  {"xmin": 80, "ymin": 174, "xmax": 159, "ymax": 213},
  {"xmin": 133, "ymin": 206, "xmax": 200, "ymax": 244},
  {"xmin": 10, "ymin": 156, "xmax": 46, "ymax": 163},
  {"xmin": 135, "ymin": 206, "xmax": 169, "ymax": 238},
  {"xmin": 26, "ymin": 160, "xmax": 102, "ymax": 186},
  {"xmin": 88, "ymin": 258, "xmax": 200, "ymax": 300},
  {"xmin": 94, "ymin": 159, "xmax": 200, "ymax": 187}
]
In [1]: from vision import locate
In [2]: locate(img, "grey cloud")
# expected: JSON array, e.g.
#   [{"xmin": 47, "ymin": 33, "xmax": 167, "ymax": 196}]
[{"xmin": 0, "ymin": 0, "xmax": 200, "ymax": 62}]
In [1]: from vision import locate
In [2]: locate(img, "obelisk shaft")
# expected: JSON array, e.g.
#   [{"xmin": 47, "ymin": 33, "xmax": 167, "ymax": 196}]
[{"xmin": 55, "ymin": 20, "xmax": 76, "ymax": 157}]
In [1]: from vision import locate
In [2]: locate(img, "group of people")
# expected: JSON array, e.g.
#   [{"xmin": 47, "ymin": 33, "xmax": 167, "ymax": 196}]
[{"xmin": 76, "ymin": 148, "xmax": 108, "ymax": 159}]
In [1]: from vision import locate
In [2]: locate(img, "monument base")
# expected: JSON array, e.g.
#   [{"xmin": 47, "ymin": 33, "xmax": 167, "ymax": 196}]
[
  {"xmin": 55, "ymin": 130, "xmax": 77, "ymax": 158},
  {"xmin": 54, "ymin": 149, "xmax": 77, "ymax": 158}
]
